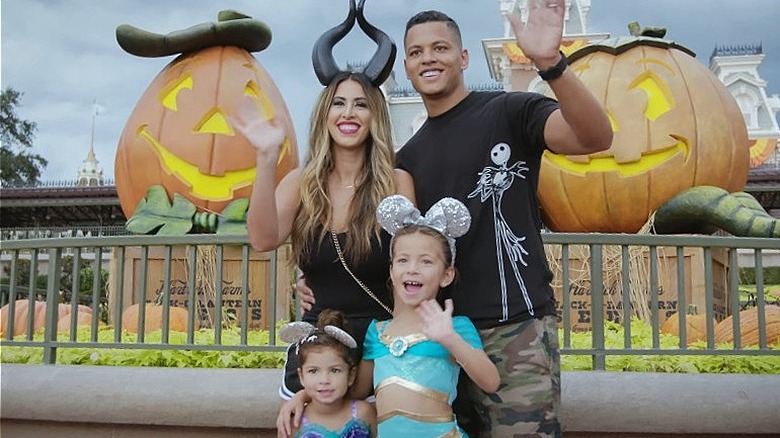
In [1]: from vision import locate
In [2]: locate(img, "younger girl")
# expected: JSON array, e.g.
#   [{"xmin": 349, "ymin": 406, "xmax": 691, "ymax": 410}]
[{"xmin": 280, "ymin": 309, "xmax": 377, "ymax": 438}]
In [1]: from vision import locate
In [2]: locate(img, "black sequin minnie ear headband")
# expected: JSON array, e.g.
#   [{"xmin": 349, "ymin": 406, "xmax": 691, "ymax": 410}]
[
  {"xmin": 280, "ymin": 321, "xmax": 357, "ymax": 356},
  {"xmin": 376, "ymin": 195, "xmax": 471, "ymax": 263},
  {"xmin": 312, "ymin": 0, "xmax": 396, "ymax": 86}
]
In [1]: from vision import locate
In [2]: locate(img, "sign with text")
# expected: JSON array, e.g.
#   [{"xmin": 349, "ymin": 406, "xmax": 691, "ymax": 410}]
[
  {"xmin": 546, "ymin": 245, "xmax": 730, "ymax": 332},
  {"xmin": 109, "ymin": 244, "xmax": 293, "ymax": 330}
]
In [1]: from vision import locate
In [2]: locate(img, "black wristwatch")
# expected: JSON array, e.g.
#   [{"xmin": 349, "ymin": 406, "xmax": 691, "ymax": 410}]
[{"xmin": 537, "ymin": 51, "xmax": 567, "ymax": 81}]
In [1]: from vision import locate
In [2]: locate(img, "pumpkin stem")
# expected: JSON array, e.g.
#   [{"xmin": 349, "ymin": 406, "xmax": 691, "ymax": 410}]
[
  {"xmin": 116, "ymin": 12, "xmax": 272, "ymax": 58},
  {"xmin": 627, "ymin": 21, "xmax": 667, "ymax": 39}
]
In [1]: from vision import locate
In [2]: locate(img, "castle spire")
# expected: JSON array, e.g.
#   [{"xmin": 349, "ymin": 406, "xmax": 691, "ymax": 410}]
[{"xmin": 77, "ymin": 101, "xmax": 105, "ymax": 187}]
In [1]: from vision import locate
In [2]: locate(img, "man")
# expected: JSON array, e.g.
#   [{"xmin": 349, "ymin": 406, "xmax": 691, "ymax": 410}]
[
  {"xmin": 293, "ymin": 1, "xmax": 611, "ymax": 436},
  {"xmin": 394, "ymin": 2, "xmax": 612, "ymax": 437}
]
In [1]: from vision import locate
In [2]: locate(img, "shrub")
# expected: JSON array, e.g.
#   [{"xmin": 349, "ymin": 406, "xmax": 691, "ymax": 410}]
[
  {"xmin": 740, "ymin": 266, "xmax": 780, "ymax": 285},
  {"xmin": 560, "ymin": 318, "xmax": 780, "ymax": 374},
  {"xmin": 0, "ymin": 325, "xmax": 286, "ymax": 368}
]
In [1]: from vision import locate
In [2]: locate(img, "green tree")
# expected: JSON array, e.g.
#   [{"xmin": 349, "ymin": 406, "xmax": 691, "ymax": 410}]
[
  {"xmin": 60, "ymin": 256, "xmax": 110, "ymax": 323},
  {"xmin": 1, "ymin": 87, "xmax": 47, "ymax": 185},
  {"xmin": 1, "ymin": 259, "xmax": 48, "ymax": 305}
]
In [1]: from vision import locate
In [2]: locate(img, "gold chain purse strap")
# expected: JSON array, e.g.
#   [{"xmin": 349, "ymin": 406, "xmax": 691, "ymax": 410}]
[{"xmin": 330, "ymin": 229, "xmax": 392, "ymax": 316}]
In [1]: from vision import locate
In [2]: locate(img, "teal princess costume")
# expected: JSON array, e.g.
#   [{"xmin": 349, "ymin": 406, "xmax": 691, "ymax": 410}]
[
  {"xmin": 363, "ymin": 317, "xmax": 483, "ymax": 437},
  {"xmin": 367, "ymin": 195, "xmax": 479, "ymax": 437}
]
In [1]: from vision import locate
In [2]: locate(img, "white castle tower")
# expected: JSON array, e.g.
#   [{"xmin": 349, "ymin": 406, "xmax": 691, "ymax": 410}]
[
  {"xmin": 709, "ymin": 44, "xmax": 780, "ymax": 169},
  {"xmin": 76, "ymin": 103, "xmax": 104, "ymax": 187}
]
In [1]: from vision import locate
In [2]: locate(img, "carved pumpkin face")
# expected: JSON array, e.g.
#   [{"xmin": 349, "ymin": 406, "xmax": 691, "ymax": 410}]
[
  {"xmin": 538, "ymin": 38, "xmax": 749, "ymax": 233},
  {"xmin": 115, "ymin": 46, "xmax": 298, "ymax": 217}
]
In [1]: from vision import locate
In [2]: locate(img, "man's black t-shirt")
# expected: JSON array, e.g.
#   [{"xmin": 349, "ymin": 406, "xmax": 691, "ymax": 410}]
[{"xmin": 397, "ymin": 91, "xmax": 559, "ymax": 329}]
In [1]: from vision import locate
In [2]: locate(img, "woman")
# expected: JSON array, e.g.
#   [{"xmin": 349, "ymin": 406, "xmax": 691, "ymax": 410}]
[{"xmin": 231, "ymin": 0, "xmax": 414, "ymax": 400}]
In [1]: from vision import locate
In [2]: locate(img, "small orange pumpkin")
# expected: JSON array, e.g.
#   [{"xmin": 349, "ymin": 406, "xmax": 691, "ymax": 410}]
[
  {"xmin": 56, "ymin": 307, "xmax": 104, "ymax": 338},
  {"xmin": 0, "ymin": 300, "xmax": 47, "ymax": 337},
  {"xmin": 121, "ymin": 303, "xmax": 195, "ymax": 334},
  {"xmin": 539, "ymin": 36, "xmax": 749, "ymax": 233},
  {"xmin": 115, "ymin": 45, "xmax": 298, "ymax": 217},
  {"xmin": 1, "ymin": 300, "xmax": 96, "ymax": 337},
  {"xmin": 660, "ymin": 304, "xmax": 713, "ymax": 346},
  {"xmin": 714, "ymin": 305, "xmax": 780, "ymax": 347},
  {"xmin": 56, "ymin": 303, "xmax": 94, "ymax": 320}
]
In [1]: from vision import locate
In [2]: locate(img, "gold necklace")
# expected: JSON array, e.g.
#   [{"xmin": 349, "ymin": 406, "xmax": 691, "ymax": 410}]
[{"xmin": 330, "ymin": 230, "xmax": 392, "ymax": 315}]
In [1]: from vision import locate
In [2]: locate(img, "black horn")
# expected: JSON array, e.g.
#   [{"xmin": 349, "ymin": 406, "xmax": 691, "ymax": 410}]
[
  {"xmin": 311, "ymin": 0, "xmax": 357, "ymax": 86},
  {"xmin": 356, "ymin": 0, "xmax": 396, "ymax": 85}
]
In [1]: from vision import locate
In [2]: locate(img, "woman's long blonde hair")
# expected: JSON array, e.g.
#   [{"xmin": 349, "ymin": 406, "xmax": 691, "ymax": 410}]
[{"xmin": 292, "ymin": 72, "xmax": 396, "ymax": 266}]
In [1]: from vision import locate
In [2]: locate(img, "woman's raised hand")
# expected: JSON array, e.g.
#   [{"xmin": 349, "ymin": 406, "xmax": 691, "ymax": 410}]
[{"xmin": 230, "ymin": 96, "xmax": 287, "ymax": 158}]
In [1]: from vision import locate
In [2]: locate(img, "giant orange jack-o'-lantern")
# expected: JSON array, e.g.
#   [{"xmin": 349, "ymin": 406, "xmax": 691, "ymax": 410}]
[
  {"xmin": 539, "ymin": 37, "xmax": 749, "ymax": 233},
  {"xmin": 115, "ymin": 44, "xmax": 297, "ymax": 218}
]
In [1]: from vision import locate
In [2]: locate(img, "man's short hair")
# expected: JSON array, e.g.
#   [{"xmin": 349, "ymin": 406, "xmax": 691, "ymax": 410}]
[{"xmin": 404, "ymin": 10, "xmax": 463, "ymax": 47}]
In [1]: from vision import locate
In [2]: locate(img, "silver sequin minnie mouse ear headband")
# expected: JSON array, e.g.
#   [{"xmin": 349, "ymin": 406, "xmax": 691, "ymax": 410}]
[
  {"xmin": 280, "ymin": 321, "xmax": 357, "ymax": 356},
  {"xmin": 376, "ymin": 195, "xmax": 471, "ymax": 263}
]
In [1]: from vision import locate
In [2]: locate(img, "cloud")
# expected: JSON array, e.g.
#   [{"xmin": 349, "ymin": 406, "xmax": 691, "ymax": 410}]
[{"xmin": 2, "ymin": 0, "xmax": 778, "ymax": 182}]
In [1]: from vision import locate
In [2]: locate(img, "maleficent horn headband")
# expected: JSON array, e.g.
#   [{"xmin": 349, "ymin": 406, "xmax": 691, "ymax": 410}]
[
  {"xmin": 377, "ymin": 195, "xmax": 471, "ymax": 263},
  {"xmin": 280, "ymin": 321, "xmax": 357, "ymax": 356},
  {"xmin": 312, "ymin": 0, "xmax": 397, "ymax": 86}
]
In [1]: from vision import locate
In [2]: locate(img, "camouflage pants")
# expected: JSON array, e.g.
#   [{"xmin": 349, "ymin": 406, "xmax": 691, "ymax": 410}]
[{"xmin": 454, "ymin": 316, "xmax": 561, "ymax": 438}]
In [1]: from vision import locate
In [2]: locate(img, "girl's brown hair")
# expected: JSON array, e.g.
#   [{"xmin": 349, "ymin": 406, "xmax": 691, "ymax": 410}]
[
  {"xmin": 391, "ymin": 225, "xmax": 454, "ymax": 267},
  {"xmin": 296, "ymin": 309, "xmax": 358, "ymax": 368}
]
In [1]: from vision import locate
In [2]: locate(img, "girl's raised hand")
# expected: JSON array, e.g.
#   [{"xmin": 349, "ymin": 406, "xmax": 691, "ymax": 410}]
[
  {"xmin": 417, "ymin": 298, "xmax": 455, "ymax": 343},
  {"xmin": 229, "ymin": 96, "xmax": 287, "ymax": 157}
]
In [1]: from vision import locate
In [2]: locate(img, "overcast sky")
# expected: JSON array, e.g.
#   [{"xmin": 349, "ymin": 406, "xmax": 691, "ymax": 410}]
[{"xmin": 2, "ymin": 0, "xmax": 778, "ymax": 182}]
